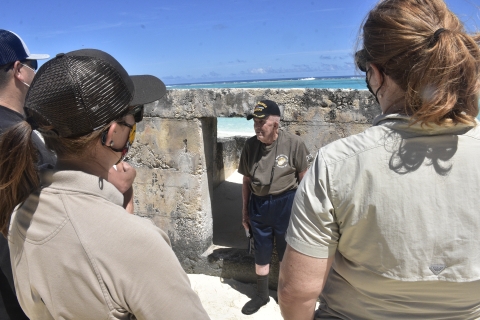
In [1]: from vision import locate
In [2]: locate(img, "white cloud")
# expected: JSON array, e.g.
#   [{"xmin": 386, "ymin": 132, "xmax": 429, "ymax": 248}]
[{"xmin": 249, "ymin": 68, "xmax": 267, "ymax": 74}]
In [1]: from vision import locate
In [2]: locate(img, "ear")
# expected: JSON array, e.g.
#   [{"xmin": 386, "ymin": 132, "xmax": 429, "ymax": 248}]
[
  {"xmin": 102, "ymin": 123, "xmax": 118, "ymax": 146},
  {"xmin": 13, "ymin": 61, "xmax": 25, "ymax": 82},
  {"xmin": 367, "ymin": 63, "xmax": 384, "ymax": 89}
]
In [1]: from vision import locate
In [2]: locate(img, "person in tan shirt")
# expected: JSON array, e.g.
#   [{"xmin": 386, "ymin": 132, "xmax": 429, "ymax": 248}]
[
  {"xmin": 278, "ymin": 0, "xmax": 480, "ymax": 319},
  {"xmin": 0, "ymin": 49, "xmax": 209, "ymax": 319}
]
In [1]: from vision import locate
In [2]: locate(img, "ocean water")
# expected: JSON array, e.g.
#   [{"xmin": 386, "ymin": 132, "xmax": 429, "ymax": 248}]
[
  {"xmin": 217, "ymin": 117, "xmax": 255, "ymax": 138},
  {"xmin": 167, "ymin": 76, "xmax": 480, "ymax": 136},
  {"xmin": 168, "ymin": 76, "xmax": 366, "ymax": 90},
  {"xmin": 168, "ymin": 76, "xmax": 367, "ymax": 137}
]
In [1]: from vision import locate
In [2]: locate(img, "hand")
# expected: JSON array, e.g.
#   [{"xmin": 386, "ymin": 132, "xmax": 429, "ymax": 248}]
[
  {"xmin": 108, "ymin": 161, "xmax": 136, "ymax": 194},
  {"xmin": 242, "ymin": 209, "xmax": 250, "ymax": 231}
]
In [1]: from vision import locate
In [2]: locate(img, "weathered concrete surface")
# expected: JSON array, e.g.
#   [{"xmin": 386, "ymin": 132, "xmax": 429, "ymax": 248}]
[
  {"xmin": 214, "ymin": 136, "xmax": 248, "ymax": 188},
  {"xmin": 127, "ymin": 117, "xmax": 215, "ymax": 266},
  {"xmin": 147, "ymin": 88, "xmax": 379, "ymax": 156},
  {"xmin": 126, "ymin": 88, "xmax": 381, "ymax": 276}
]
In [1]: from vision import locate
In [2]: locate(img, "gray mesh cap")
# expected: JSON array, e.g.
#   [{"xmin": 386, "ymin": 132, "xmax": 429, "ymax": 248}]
[{"xmin": 24, "ymin": 49, "xmax": 166, "ymax": 138}]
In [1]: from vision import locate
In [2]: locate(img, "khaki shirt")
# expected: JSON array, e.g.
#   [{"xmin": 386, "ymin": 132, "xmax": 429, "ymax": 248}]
[
  {"xmin": 238, "ymin": 130, "xmax": 311, "ymax": 196},
  {"xmin": 9, "ymin": 170, "xmax": 209, "ymax": 320},
  {"xmin": 287, "ymin": 114, "xmax": 480, "ymax": 319}
]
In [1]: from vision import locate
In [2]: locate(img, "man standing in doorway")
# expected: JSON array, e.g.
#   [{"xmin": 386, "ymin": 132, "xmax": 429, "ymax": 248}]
[
  {"xmin": 238, "ymin": 99, "xmax": 311, "ymax": 315},
  {"xmin": 0, "ymin": 29, "xmax": 55, "ymax": 320}
]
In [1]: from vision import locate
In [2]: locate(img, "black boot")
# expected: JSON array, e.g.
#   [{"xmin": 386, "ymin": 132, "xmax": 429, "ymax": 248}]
[{"xmin": 241, "ymin": 274, "xmax": 270, "ymax": 315}]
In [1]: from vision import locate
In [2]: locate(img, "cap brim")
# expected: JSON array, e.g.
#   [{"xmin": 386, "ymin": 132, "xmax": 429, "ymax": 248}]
[
  {"xmin": 26, "ymin": 53, "xmax": 50, "ymax": 60},
  {"xmin": 130, "ymin": 75, "xmax": 167, "ymax": 106},
  {"xmin": 246, "ymin": 113, "xmax": 267, "ymax": 120}
]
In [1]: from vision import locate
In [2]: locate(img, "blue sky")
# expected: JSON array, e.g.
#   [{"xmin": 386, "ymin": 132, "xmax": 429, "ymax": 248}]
[{"xmin": 3, "ymin": 0, "xmax": 479, "ymax": 84}]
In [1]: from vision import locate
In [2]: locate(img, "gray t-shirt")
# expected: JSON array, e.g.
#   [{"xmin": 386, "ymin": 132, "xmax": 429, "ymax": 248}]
[{"xmin": 238, "ymin": 129, "xmax": 310, "ymax": 196}]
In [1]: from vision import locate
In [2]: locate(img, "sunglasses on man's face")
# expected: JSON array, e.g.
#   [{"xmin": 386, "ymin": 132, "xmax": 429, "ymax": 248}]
[
  {"xmin": 21, "ymin": 59, "xmax": 38, "ymax": 71},
  {"xmin": 354, "ymin": 49, "xmax": 367, "ymax": 72}
]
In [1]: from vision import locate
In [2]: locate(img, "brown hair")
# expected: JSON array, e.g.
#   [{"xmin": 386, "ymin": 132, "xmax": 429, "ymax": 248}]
[
  {"xmin": 0, "ymin": 122, "xmax": 39, "ymax": 236},
  {"xmin": 41, "ymin": 128, "xmax": 104, "ymax": 159},
  {"xmin": 358, "ymin": 0, "xmax": 480, "ymax": 125},
  {"xmin": 0, "ymin": 123, "xmax": 105, "ymax": 236}
]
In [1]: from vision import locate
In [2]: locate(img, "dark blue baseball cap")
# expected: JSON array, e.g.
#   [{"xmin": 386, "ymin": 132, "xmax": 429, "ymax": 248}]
[
  {"xmin": 0, "ymin": 29, "xmax": 49, "ymax": 65},
  {"xmin": 247, "ymin": 99, "xmax": 281, "ymax": 120}
]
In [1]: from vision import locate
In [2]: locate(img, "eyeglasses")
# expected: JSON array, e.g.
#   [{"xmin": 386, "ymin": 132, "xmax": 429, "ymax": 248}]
[
  {"xmin": 127, "ymin": 105, "xmax": 144, "ymax": 123},
  {"xmin": 21, "ymin": 60, "xmax": 38, "ymax": 71},
  {"xmin": 251, "ymin": 141, "xmax": 278, "ymax": 187},
  {"xmin": 355, "ymin": 49, "xmax": 367, "ymax": 72},
  {"xmin": 115, "ymin": 120, "xmax": 137, "ymax": 158},
  {"xmin": 1, "ymin": 60, "xmax": 37, "ymax": 72},
  {"xmin": 111, "ymin": 105, "xmax": 143, "ymax": 156}
]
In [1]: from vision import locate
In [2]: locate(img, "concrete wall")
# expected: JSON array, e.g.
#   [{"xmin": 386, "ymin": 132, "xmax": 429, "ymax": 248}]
[
  {"xmin": 215, "ymin": 136, "xmax": 248, "ymax": 188},
  {"xmin": 126, "ymin": 88, "xmax": 381, "ymax": 273}
]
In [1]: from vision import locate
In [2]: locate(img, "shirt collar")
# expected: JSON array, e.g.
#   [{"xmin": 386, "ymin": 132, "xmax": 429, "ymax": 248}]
[
  {"xmin": 40, "ymin": 170, "xmax": 124, "ymax": 207},
  {"xmin": 373, "ymin": 113, "xmax": 477, "ymax": 136}
]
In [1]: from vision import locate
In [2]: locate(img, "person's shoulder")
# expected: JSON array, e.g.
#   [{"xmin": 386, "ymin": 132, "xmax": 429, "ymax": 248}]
[
  {"xmin": 75, "ymin": 204, "xmax": 170, "ymax": 250},
  {"xmin": 319, "ymin": 125, "xmax": 387, "ymax": 164},
  {"xmin": 0, "ymin": 105, "xmax": 23, "ymax": 131}
]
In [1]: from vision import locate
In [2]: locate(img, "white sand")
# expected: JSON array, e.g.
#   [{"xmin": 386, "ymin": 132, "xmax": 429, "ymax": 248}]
[
  {"xmin": 225, "ymin": 169, "xmax": 244, "ymax": 183},
  {"xmin": 188, "ymin": 274, "xmax": 283, "ymax": 320},
  {"xmin": 194, "ymin": 170, "xmax": 282, "ymax": 319},
  {"xmin": 218, "ymin": 132, "xmax": 253, "ymax": 139}
]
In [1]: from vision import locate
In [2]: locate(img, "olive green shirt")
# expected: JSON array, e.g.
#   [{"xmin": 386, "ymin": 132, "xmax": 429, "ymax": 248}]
[{"xmin": 238, "ymin": 129, "xmax": 311, "ymax": 196}]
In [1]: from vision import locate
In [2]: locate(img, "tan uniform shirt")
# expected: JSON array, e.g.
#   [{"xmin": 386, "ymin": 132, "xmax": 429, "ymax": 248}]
[
  {"xmin": 9, "ymin": 170, "xmax": 209, "ymax": 320},
  {"xmin": 286, "ymin": 114, "xmax": 480, "ymax": 319}
]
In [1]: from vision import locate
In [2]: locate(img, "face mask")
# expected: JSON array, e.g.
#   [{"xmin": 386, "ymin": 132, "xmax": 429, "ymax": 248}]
[
  {"xmin": 19, "ymin": 63, "xmax": 36, "ymax": 88},
  {"xmin": 101, "ymin": 122, "xmax": 136, "ymax": 165},
  {"xmin": 101, "ymin": 106, "xmax": 142, "ymax": 164}
]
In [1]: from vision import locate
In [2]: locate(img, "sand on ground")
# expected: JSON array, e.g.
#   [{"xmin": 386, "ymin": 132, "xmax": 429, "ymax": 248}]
[
  {"xmin": 191, "ymin": 170, "xmax": 319, "ymax": 319},
  {"xmin": 188, "ymin": 274, "xmax": 283, "ymax": 320},
  {"xmin": 191, "ymin": 171, "xmax": 281, "ymax": 319}
]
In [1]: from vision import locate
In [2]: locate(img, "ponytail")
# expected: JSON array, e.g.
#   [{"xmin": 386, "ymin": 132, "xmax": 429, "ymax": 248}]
[
  {"xmin": 0, "ymin": 121, "xmax": 40, "ymax": 236},
  {"xmin": 406, "ymin": 29, "xmax": 480, "ymax": 125},
  {"xmin": 360, "ymin": 0, "xmax": 480, "ymax": 126}
]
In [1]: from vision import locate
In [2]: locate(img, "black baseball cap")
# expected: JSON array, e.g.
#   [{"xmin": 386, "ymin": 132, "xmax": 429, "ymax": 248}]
[
  {"xmin": 0, "ymin": 29, "xmax": 49, "ymax": 65},
  {"xmin": 24, "ymin": 49, "xmax": 166, "ymax": 138},
  {"xmin": 246, "ymin": 100, "xmax": 281, "ymax": 120}
]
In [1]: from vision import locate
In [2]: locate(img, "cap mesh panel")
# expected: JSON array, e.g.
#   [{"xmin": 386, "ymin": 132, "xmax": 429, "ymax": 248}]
[{"xmin": 25, "ymin": 55, "xmax": 132, "ymax": 137}]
